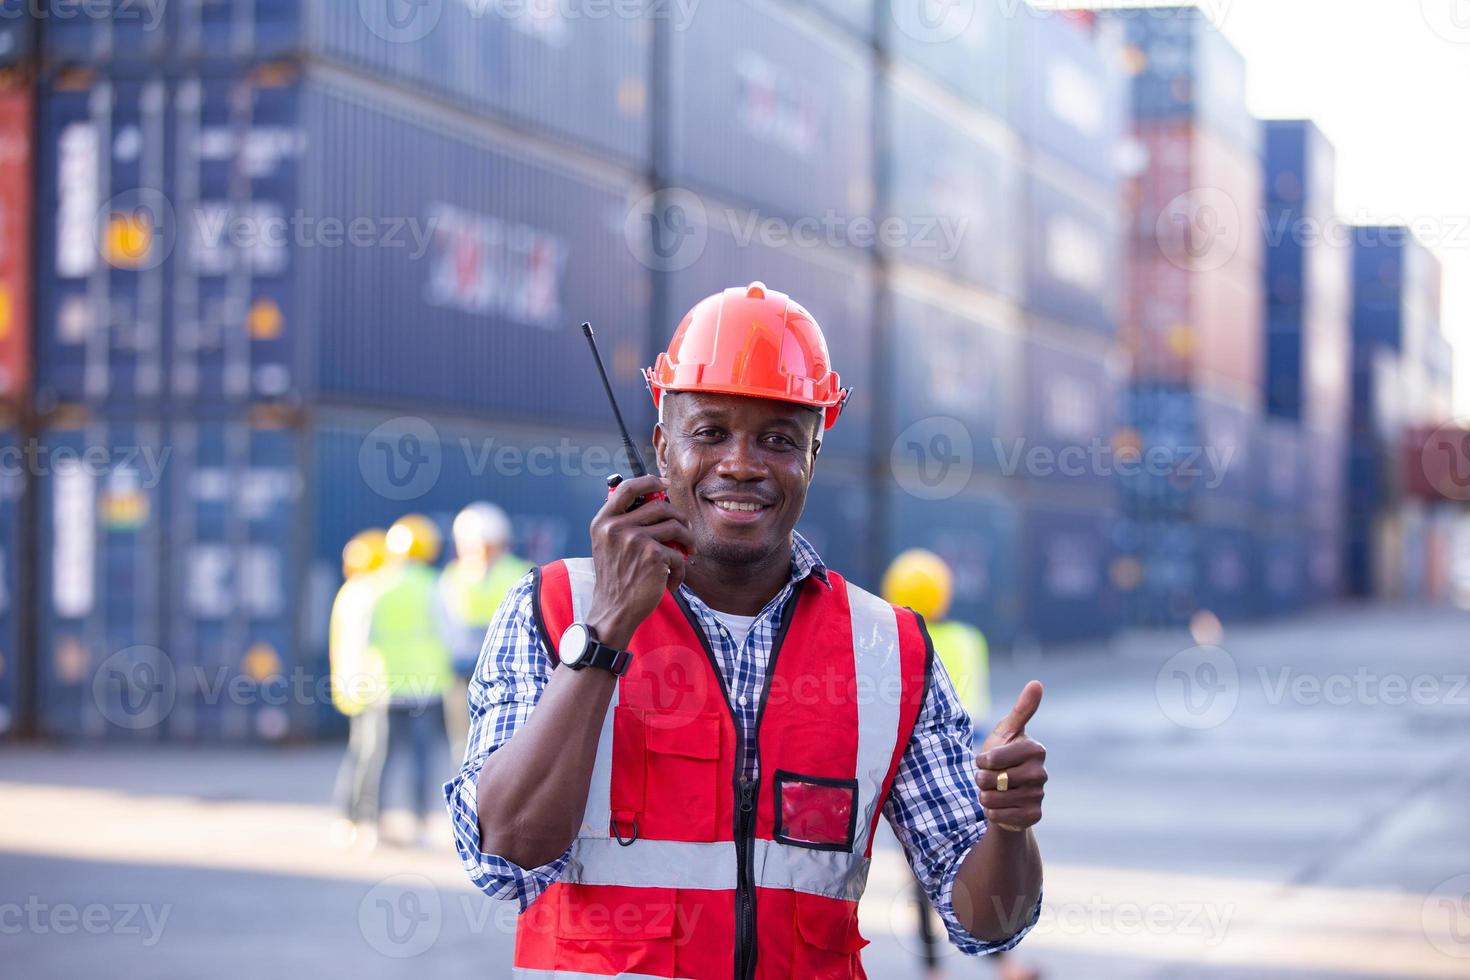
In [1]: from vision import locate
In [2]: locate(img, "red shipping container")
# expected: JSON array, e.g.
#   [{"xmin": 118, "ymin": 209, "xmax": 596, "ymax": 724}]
[
  {"xmin": 1125, "ymin": 120, "xmax": 1264, "ymax": 277},
  {"xmin": 0, "ymin": 77, "xmax": 30, "ymax": 407},
  {"xmin": 1122, "ymin": 249, "xmax": 1263, "ymax": 396}
]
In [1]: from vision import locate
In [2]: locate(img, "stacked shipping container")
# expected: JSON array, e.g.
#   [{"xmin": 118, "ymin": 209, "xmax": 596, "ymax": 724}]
[{"xmin": 1101, "ymin": 5, "xmax": 1269, "ymax": 626}]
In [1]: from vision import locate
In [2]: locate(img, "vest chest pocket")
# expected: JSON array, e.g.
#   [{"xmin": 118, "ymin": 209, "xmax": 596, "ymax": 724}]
[
  {"xmin": 773, "ymin": 770, "xmax": 860, "ymax": 851},
  {"xmin": 612, "ymin": 707, "xmax": 724, "ymax": 842}
]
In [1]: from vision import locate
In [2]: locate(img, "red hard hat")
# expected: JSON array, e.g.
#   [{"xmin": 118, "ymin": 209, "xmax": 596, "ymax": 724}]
[{"xmin": 645, "ymin": 282, "xmax": 850, "ymax": 429}]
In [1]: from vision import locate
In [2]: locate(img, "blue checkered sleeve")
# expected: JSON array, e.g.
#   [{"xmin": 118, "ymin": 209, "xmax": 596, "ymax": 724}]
[
  {"xmin": 441, "ymin": 571, "xmax": 570, "ymax": 909},
  {"xmin": 883, "ymin": 645, "xmax": 1042, "ymax": 955}
]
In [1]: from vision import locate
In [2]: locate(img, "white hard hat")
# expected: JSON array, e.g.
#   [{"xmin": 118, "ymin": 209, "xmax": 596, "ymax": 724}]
[{"xmin": 453, "ymin": 502, "xmax": 512, "ymax": 548}]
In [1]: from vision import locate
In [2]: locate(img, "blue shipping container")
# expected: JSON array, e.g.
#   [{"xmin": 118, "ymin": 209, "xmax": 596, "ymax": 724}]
[
  {"xmin": 1021, "ymin": 332, "xmax": 1121, "ymax": 491},
  {"xmin": 47, "ymin": 0, "xmax": 652, "ymax": 166},
  {"xmin": 0, "ymin": 425, "xmax": 20, "ymax": 735},
  {"xmin": 1010, "ymin": 8, "xmax": 1123, "ymax": 185},
  {"xmin": 1101, "ymin": 5, "xmax": 1259, "ymax": 157},
  {"xmin": 1257, "ymin": 528, "xmax": 1305, "ymax": 616},
  {"xmin": 883, "ymin": 79, "xmax": 1020, "ymax": 296},
  {"xmin": 1256, "ymin": 419, "xmax": 1304, "ymax": 520},
  {"xmin": 794, "ymin": 463, "xmax": 876, "ymax": 590},
  {"xmin": 1114, "ymin": 517, "xmax": 1197, "ymax": 628},
  {"xmin": 665, "ymin": 0, "xmax": 873, "ymax": 222},
  {"xmin": 42, "ymin": 69, "xmax": 655, "ymax": 421},
  {"xmin": 37, "ymin": 74, "xmax": 170, "ymax": 410},
  {"xmin": 1303, "ymin": 526, "xmax": 1342, "ymax": 605},
  {"xmin": 794, "ymin": 0, "xmax": 874, "ymax": 39},
  {"xmin": 660, "ymin": 218, "xmax": 876, "ymax": 460},
  {"xmin": 36, "ymin": 418, "xmax": 169, "ymax": 740},
  {"xmin": 1020, "ymin": 500, "xmax": 1120, "ymax": 643},
  {"xmin": 887, "ymin": 283, "xmax": 1022, "ymax": 479},
  {"xmin": 883, "ymin": 0, "xmax": 1010, "ymax": 119},
  {"xmin": 1120, "ymin": 383, "xmax": 1258, "ymax": 515},
  {"xmin": 884, "ymin": 487, "xmax": 1020, "ymax": 647},
  {"xmin": 1196, "ymin": 518, "xmax": 1258, "ymax": 623},
  {"xmin": 1023, "ymin": 166, "xmax": 1120, "ymax": 334},
  {"xmin": 0, "ymin": 1, "xmax": 33, "ymax": 66}
]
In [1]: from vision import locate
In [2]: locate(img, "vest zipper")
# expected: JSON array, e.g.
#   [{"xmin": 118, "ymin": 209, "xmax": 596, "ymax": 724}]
[{"xmin": 672, "ymin": 583, "xmax": 804, "ymax": 980}]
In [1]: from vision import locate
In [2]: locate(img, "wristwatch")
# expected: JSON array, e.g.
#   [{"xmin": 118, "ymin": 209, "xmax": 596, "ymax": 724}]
[{"xmin": 557, "ymin": 623, "xmax": 633, "ymax": 676}]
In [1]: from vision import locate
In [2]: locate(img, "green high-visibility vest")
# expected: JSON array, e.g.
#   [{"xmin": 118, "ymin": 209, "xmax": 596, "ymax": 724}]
[
  {"xmin": 929, "ymin": 620, "xmax": 990, "ymax": 723},
  {"xmin": 441, "ymin": 554, "xmax": 530, "ymax": 626},
  {"xmin": 368, "ymin": 562, "xmax": 453, "ymax": 702}
]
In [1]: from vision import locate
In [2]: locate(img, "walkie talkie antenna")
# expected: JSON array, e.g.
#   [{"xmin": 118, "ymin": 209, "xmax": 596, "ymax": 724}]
[{"xmin": 582, "ymin": 321, "xmax": 649, "ymax": 477}]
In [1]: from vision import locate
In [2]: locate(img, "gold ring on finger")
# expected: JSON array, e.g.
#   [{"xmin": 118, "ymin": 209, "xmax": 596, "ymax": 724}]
[{"xmin": 996, "ymin": 770, "xmax": 1009, "ymax": 792}]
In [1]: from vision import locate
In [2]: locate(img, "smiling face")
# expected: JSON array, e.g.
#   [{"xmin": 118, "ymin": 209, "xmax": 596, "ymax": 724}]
[{"xmin": 653, "ymin": 391, "xmax": 822, "ymax": 567}]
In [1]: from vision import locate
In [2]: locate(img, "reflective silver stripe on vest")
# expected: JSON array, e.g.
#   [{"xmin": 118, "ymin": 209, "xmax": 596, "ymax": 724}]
[
  {"xmin": 846, "ymin": 582, "xmax": 903, "ymax": 859},
  {"xmin": 513, "ymin": 971, "xmax": 683, "ymax": 980},
  {"xmin": 562, "ymin": 837, "xmax": 869, "ymax": 902},
  {"xmin": 563, "ymin": 558, "xmax": 613, "ymax": 839}
]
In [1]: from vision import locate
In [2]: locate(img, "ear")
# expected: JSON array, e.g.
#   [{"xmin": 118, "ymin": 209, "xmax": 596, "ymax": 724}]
[{"xmin": 653, "ymin": 420, "xmax": 668, "ymax": 476}]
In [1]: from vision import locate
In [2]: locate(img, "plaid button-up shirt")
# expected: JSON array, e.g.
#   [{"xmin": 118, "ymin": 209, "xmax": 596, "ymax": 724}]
[{"xmin": 442, "ymin": 532, "xmax": 1038, "ymax": 955}]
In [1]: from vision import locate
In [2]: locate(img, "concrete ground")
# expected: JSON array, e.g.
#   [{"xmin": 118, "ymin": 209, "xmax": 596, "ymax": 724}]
[{"xmin": 2, "ymin": 603, "xmax": 1468, "ymax": 978}]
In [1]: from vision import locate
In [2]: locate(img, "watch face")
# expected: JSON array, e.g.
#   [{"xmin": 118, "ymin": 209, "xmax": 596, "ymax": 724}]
[{"xmin": 558, "ymin": 623, "xmax": 591, "ymax": 667}]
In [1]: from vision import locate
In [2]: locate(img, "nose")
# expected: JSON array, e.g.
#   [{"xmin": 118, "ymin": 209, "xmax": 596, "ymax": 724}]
[{"xmin": 713, "ymin": 433, "xmax": 768, "ymax": 483}]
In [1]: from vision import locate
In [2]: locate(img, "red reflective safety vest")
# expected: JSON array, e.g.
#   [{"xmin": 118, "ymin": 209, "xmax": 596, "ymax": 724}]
[{"xmin": 513, "ymin": 558, "xmax": 933, "ymax": 979}]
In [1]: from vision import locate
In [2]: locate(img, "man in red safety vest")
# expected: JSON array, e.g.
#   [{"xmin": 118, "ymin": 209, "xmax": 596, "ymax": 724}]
[{"xmin": 446, "ymin": 282, "xmax": 1048, "ymax": 978}]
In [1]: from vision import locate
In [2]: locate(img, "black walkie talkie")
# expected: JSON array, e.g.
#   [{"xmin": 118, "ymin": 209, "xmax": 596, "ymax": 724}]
[{"xmin": 581, "ymin": 321, "xmax": 670, "ymax": 513}]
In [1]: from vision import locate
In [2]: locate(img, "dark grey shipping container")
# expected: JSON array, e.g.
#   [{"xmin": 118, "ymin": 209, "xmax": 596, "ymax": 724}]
[
  {"xmin": 882, "ymin": 78, "xmax": 1021, "ymax": 297},
  {"xmin": 1021, "ymin": 330, "xmax": 1122, "ymax": 491},
  {"xmin": 39, "ymin": 67, "xmax": 656, "ymax": 422},
  {"xmin": 664, "ymin": 0, "xmax": 874, "ymax": 223},
  {"xmin": 1023, "ymin": 164, "xmax": 1121, "ymax": 335},
  {"xmin": 0, "ymin": 423, "xmax": 21, "ymax": 735},
  {"xmin": 882, "ymin": 0, "xmax": 1010, "ymax": 119},
  {"xmin": 46, "ymin": 0, "xmax": 652, "ymax": 165},
  {"xmin": 1020, "ymin": 499, "xmax": 1121, "ymax": 643}
]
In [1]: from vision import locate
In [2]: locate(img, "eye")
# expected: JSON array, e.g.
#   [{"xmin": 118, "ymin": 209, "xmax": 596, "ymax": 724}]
[
  {"xmin": 762, "ymin": 433, "xmax": 798, "ymax": 449},
  {"xmin": 692, "ymin": 426, "xmax": 725, "ymax": 441}
]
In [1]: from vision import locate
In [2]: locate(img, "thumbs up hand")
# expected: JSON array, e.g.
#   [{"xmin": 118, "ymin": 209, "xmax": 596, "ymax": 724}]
[{"xmin": 975, "ymin": 681, "xmax": 1047, "ymax": 834}]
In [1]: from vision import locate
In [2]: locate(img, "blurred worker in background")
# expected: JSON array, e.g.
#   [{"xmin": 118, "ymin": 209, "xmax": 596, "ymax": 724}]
[
  {"xmin": 883, "ymin": 550, "xmax": 1037, "ymax": 980},
  {"xmin": 371, "ymin": 513, "xmax": 455, "ymax": 847},
  {"xmin": 328, "ymin": 528, "xmax": 391, "ymax": 851},
  {"xmin": 440, "ymin": 502, "xmax": 531, "ymax": 762}
]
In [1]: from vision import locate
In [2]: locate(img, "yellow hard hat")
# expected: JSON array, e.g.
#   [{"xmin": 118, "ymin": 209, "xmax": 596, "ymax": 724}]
[
  {"xmin": 342, "ymin": 529, "xmax": 388, "ymax": 579},
  {"xmin": 881, "ymin": 548, "xmax": 953, "ymax": 622},
  {"xmin": 387, "ymin": 514, "xmax": 442, "ymax": 563}
]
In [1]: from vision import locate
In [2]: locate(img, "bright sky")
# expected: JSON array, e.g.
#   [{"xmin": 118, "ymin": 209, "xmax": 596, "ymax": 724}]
[{"xmin": 1076, "ymin": 0, "xmax": 1470, "ymax": 413}]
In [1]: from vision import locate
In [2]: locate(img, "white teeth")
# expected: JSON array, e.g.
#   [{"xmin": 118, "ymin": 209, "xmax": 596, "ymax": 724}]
[{"xmin": 713, "ymin": 500, "xmax": 763, "ymax": 512}]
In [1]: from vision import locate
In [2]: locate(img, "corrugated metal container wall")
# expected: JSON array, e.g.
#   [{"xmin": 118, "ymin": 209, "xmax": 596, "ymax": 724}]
[
  {"xmin": 884, "ymin": 488, "xmax": 1020, "ymax": 647},
  {"xmin": 1303, "ymin": 526, "xmax": 1342, "ymax": 604},
  {"xmin": 795, "ymin": 463, "xmax": 876, "ymax": 589},
  {"xmin": 0, "ymin": 424, "xmax": 20, "ymax": 735},
  {"xmin": 37, "ymin": 73, "xmax": 169, "ymax": 410},
  {"xmin": 886, "ymin": 283, "xmax": 1021, "ymax": 477},
  {"xmin": 0, "ymin": 1, "xmax": 34, "ymax": 66},
  {"xmin": 1124, "ymin": 254, "xmax": 1263, "ymax": 395},
  {"xmin": 1351, "ymin": 230, "xmax": 1409, "ymax": 355},
  {"xmin": 1195, "ymin": 517, "xmax": 1257, "ymax": 622},
  {"xmin": 1120, "ymin": 383, "xmax": 1257, "ymax": 514},
  {"xmin": 883, "ymin": 0, "xmax": 1009, "ymax": 118},
  {"xmin": 1115, "ymin": 518, "xmax": 1196, "ymax": 627},
  {"xmin": 665, "ymin": 0, "xmax": 872, "ymax": 222},
  {"xmin": 660, "ymin": 218, "xmax": 876, "ymax": 460},
  {"xmin": 1022, "ymin": 331, "xmax": 1121, "ymax": 491},
  {"xmin": 1257, "ymin": 419, "xmax": 1304, "ymax": 520},
  {"xmin": 43, "ymin": 0, "xmax": 171, "ymax": 66},
  {"xmin": 1257, "ymin": 529, "xmax": 1304, "ymax": 615},
  {"xmin": 1010, "ymin": 7, "xmax": 1122, "ymax": 185},
  {"xmin": 883, "ymin": 79, "xmax": 1020, "ymax": 296},
  {"xmin": 50, "ymin": 0, "xmax": 653, "ymax": 166},
  {"xmin": 36, "ymin": 418, "xmax": 168, "ymax": 739},
  {"xmin": 1023, "ymin": 166, "xmax": 1120, "ymax": 334},
  {"xmin": 1302, "ymin": 426, "xmax": 1344, "ymax": 532},
  {"xmin": 1106, "ymin": 6, "xmax": 1258, "ymax": 157},
  {"xmin": 0, "ymin": 78, "xmax": 32, "ymax": 406},
  {"xmin": 164, "ymin": 417, "xmax": 303, "ymax": 742},
  {"xmin": 1020, "ymin": 501, "xmax": 1120, "ymax": 643}
]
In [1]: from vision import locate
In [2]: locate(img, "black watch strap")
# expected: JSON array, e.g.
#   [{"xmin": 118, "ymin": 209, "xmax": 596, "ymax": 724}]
[{"xmin": 577, "ymin": 638, "xmax": 633, "ymax": 676}]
